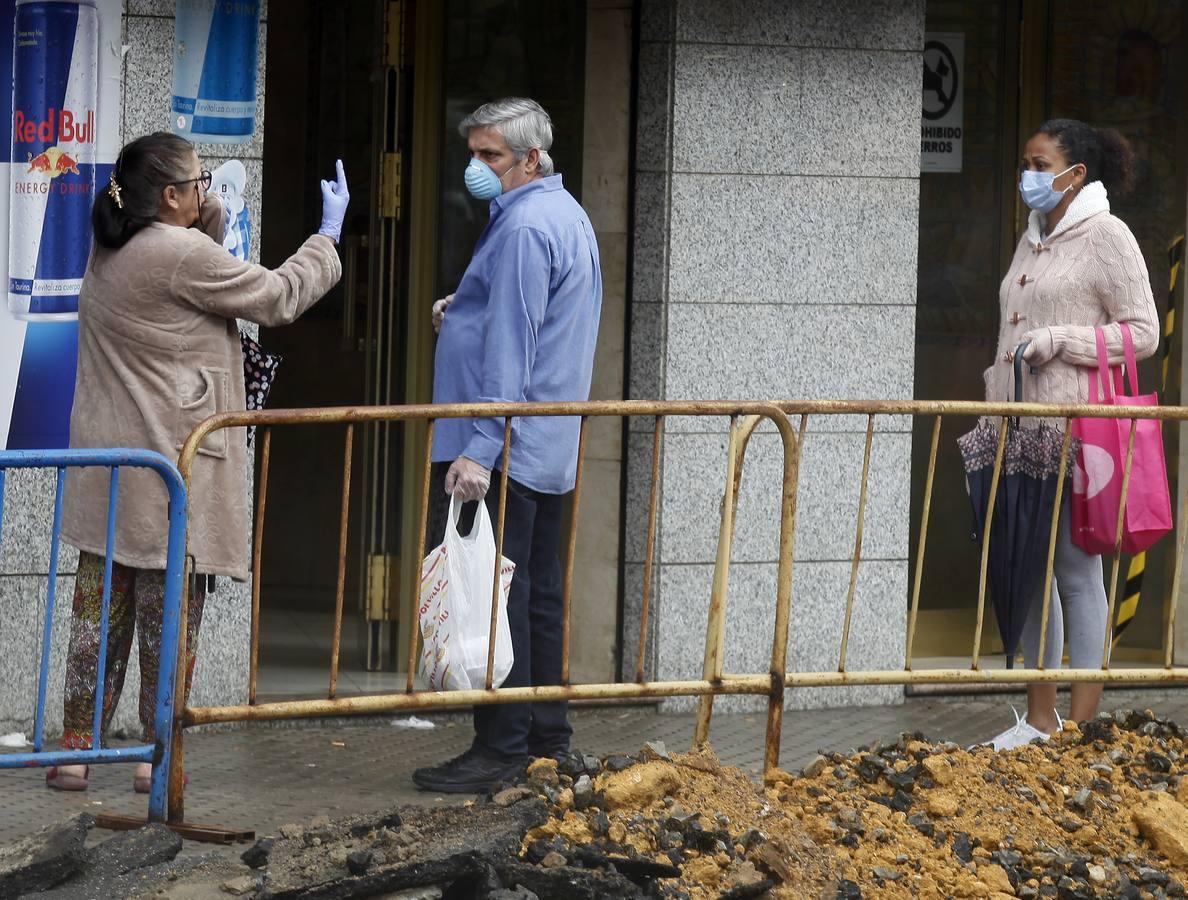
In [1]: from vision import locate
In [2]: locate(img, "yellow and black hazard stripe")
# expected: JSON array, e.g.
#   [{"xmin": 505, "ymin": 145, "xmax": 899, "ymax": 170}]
[{"xmin": 1114, "ymin": 234, "xmax": 1184, "ymax": 643}]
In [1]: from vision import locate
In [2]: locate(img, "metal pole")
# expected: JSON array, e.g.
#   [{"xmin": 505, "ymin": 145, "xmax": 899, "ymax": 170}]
[
  {"xmin": 971, "ymin": 418, "xmax": 1009, "ymax": 669},
  {"xmin": 1103, "ymin": 419, "xmax": 1139, "ymax": 669},
  {"xmin": 1036, "ymin": 427, "xmax": 1072, "ymax": 669},
  {"xmin": 1164, "ymin": 483, "xmax": 1188, "ymax": 668},
  {"xmin": 485, "ymin": 420, "xmax": 513, "ymax": 690},
  {"xmin": 329, "ymin": 425, "xmax": 354, "ymax": 699},
  {"xmin": 838, "ymin": 415, "xmax": 874, "ymax": 672},
  {"xmin": 560, "ymin": 417, "xmax": 588, "ymax": 686},
  {"xmin": 407, "ymin": 420, "xmax": 435, "ymax": 691},
  {"xmin": 249, "ymin": 428, "xmax": 271, "ymax": 705},
  {"xmin": 186, "ymin": 676, "xmax": 778, "ymax": 725},
  {"xmin": 694, "ymin": 416, "xmax": 741, "ymax": 747},
  {"xmin": 635, "ymin": 415, "xmax": 663, "ymax": 683},
  {"xmin": 764, "ymin": 408, "xmax": 801, "ymax": 779},
  {"xmin": 167, "ymin": 555, "xmax": 190, "ymax": 825},
  {"xmin": 905, "ymin": 416, "xmax": 941, "ymax": 671}
]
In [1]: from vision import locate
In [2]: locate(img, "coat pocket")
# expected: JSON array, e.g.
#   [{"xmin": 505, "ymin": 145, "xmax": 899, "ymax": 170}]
[{"xmin": 178, "ymin": 366, "xmax": 231, "ymax": 459}]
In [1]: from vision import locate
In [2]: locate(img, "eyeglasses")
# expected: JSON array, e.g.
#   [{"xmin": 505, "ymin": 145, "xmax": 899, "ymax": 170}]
[{"xmin": 172, "ymin": 170, "xmax": 212, "ymax": 191}]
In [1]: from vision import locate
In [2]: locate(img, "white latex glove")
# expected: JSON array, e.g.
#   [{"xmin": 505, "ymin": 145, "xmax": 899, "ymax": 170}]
[
  {"xmin": 1020, "ymin": 327, "xmax": 1064, "ymax": 366},
  {"xmin": 432, "ymin": 293, "xmax": 454, "ymax": 334},
  {"xmin": 444, "ymin": 457, "xmax": 491, "ymax": 502},
  {"xmin": 318, "ymin": 159, "xmax": 350, "ymax": 243}
]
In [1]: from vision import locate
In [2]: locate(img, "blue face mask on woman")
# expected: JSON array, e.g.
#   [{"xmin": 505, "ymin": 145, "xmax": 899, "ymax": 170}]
[
  {"xmin": 464, "ymin": 157, "xmax": 516, "ymax": 200},
  {"xmin": 1018, "ymin": 164, "xmax": 1079, "ymax": 213}
]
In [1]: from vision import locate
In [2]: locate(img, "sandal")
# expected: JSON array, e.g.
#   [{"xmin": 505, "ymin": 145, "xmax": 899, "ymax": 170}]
[{"xmin": 46, "ymin": 765, "xmax": 89, "ymax": 791}]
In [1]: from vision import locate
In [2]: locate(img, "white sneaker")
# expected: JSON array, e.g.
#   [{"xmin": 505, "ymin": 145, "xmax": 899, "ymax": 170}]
[{"xmin": 983, "ymin": 707, "xmax": 1062, "ymax": 751}]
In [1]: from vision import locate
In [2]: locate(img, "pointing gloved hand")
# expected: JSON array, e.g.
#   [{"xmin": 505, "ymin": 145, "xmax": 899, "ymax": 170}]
[
  {"xmin": 318, "ymin": 159, "xmax": 350, "ymax": 244},
  {"xmin": 1020, "ymin": 327, "xmax": 1066, "ymax": 366},
  {"xmin": 432, "ymin": 294, "xmax": 455, "ymax": 334},
  {"xmin": 444, "ymin": 456, "xmax": 491, "ymax": 502}
]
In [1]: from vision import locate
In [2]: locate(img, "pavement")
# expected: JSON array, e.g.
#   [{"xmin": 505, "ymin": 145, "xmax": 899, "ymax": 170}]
[{"xmin": 5, "ymin": 687, "xmax": 1188, "ymax": 855}]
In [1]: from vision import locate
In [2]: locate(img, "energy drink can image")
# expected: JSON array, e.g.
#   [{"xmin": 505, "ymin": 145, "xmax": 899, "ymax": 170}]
[
  {"xmin": 172, "ymin": 0, "xmax": 260, "ymax": 145},
  {"xmin": 8, "ymin": 0, "xmax": 98, "ymax": 322},
  {"xmin": 210, "ymin": 158, "xmax": 251, "ymax": 260}
]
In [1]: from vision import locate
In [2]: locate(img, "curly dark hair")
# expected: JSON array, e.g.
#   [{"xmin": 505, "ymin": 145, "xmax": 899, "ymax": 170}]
[{"xmin": 1034, "ymin": 118, "xmax": 1136, "ymax": 196}]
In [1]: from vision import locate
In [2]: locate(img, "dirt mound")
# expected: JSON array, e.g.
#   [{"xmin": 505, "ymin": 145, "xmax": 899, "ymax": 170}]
[{"xmin": 524, "ymin": 711, "xmax": 1188, "ymax": 898}]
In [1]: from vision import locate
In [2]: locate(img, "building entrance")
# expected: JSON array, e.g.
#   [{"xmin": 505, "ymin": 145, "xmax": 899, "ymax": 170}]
[
  {"xmin": 252, "ymin": 0, "xmax": 590, "ymax": 696},
  {"xmin": 254, "ymin": 0, "xmax": 408, "ymax": 692},
  {"xmin": 912, "ymin": 0, "xmax": 1188, "ymax": 665}
]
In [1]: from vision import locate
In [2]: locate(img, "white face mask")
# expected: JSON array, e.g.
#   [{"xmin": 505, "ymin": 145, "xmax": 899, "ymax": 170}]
[{"xmin": 1019, "ymin": 164, "xmax": 1078, "ymax": 213}]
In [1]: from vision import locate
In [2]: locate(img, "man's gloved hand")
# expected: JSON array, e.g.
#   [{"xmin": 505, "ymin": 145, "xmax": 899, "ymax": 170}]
[
  {"xmin": 432, "ymin": 294, "xmax": 455, "ymax": 334},
  {"xmin": 318, "ymin": 159, "xmax": 350, "ymax": 243},
  {"xmin": 1020, "ymin": 327, "xmax": 1065, "ymax": 366},
  {"xmin": 444, "ymin": 457, "xmax": 491, "ymax": 502}
]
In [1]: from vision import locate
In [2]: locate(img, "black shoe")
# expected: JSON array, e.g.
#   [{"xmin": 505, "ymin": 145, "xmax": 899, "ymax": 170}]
[
  {"xmin": 528, "ymin": 745, "xmax": 569, "ymax": 760},
  {"xmin": 411, "ymin": 748, "xmax": 527, "ymax": 794}
]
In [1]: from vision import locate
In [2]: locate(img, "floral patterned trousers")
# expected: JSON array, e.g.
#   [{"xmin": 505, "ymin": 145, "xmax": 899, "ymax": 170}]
[{"xmin": 60, "ymin": 551, "xmax": 206, "ymax": 750}]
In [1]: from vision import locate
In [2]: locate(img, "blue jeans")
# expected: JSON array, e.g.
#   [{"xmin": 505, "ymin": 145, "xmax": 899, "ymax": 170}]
[{"xmin": 428, "ymin": 465, "xmax": 572, "ymax": 760}]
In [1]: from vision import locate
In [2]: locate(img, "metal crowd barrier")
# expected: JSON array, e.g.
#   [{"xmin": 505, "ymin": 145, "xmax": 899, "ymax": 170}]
[
  {"xmin": 166, "ymin": 398, "xmax": 1188, "ymax": 837},
  {"xmin": 169, "ymin": 401, "xmax": 798, "ymax": 833},
  {"xmin": 0, "ymin": 449, "xmax": 188, "ymax": 824},
  {"xmin": 763, "ymin": 399, "xmax": 1188, "ymax": 689}
]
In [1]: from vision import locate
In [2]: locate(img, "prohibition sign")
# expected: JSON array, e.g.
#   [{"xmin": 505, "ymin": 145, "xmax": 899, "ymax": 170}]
[{"xmin": 923, "ymin": 39, "xmax": 958, "ymax": 121}]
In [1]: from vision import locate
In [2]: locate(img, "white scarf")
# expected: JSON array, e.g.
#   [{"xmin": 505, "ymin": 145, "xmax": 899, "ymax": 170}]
[{"xmin": 1026, "ymin": 180, "xmax": 1110, "ymax": 246}]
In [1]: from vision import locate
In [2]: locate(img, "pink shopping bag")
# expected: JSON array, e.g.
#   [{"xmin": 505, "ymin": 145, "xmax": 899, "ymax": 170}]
[{"xmin": 1069, "ymin": 323, "xmax": 1172, "ymax": 555}]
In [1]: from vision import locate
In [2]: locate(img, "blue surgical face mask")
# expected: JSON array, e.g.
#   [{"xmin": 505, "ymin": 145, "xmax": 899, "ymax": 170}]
[
  {"xmin": 464, "ymin": 157, "xmax": 516, "ymax": 200},
  {"xmin": 1019, "ymin": 164, "xmax": 1078, "ymax": 213}
]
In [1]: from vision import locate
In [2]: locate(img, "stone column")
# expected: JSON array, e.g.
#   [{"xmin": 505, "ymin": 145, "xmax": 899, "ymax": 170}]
[{"xmin": 626, "ymin": 0, "xmax": 924, "ymax": 710}]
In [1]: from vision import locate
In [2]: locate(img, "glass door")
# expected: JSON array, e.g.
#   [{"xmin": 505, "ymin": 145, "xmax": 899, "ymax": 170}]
[
  {"xmin": 912, "ymin": 0, "xmax": 1188, "ymax": 662},
  {"xmin": 911, "ymin": 0, "xmax": 1022, "ymax": 658}
]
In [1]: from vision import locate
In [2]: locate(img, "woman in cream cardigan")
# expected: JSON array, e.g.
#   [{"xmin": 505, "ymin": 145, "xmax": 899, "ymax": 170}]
[
  {"xmin": 46, "ymin": 132, "xmax": 348, "ymax": 792},
  {"xmin": 983, "ymin": 119, "xmax": 1158, "ymax": 751}
]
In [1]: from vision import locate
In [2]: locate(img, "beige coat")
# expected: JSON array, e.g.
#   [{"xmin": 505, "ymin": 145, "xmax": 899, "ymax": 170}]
[
  {"xmin": 61, "ymin": 197, "xmax": 342, "ymax": 580},
  {"xmin": 984, "ymin": 181, "xmax": 1159, "ymax": 417}
]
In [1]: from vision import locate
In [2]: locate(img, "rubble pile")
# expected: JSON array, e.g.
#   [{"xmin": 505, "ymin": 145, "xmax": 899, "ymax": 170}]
[
  {"xmin": 525, "ymin": 711, "xmax": 1188, "ymax": 898},
  {"xmin": 9, "ymin": 708, "xmax": 1188, "ymax": 898}
]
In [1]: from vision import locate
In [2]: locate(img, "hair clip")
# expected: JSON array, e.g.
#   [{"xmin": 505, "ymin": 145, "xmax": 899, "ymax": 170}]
[{"xmin": 107, "ymin": 172, "xmax": 123, "ymax": 209}]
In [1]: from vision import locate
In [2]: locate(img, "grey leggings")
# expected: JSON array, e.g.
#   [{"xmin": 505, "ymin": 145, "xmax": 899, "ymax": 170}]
[{"xmin": 1021, "ymin": 499, "xmax": 1109, "ymax": 670}]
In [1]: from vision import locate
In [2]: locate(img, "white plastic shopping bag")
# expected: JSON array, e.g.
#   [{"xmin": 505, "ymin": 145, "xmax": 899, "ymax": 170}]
[{"xmin": 418, "ymin": 496, "xmax": 515, "ymax": 691}]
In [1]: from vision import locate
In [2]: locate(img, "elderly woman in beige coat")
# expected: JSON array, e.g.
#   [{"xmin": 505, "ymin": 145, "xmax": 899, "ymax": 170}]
[
  {"xmin": 979, "ymin": 119, "xmax": 1158, "ymax": 751},
  {"xmin": 46, "ymin": 132, "xmax": 347, "ymax": 792}
]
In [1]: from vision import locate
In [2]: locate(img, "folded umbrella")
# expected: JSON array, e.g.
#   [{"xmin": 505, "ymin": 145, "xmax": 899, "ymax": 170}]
[{"xmin": 957, "ymin": 344, "xmax": 1065, "ymax": 668}]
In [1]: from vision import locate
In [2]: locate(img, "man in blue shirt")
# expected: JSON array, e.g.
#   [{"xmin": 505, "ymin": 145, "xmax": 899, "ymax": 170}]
[{"xmin": 413, "ymin": 98, "xmax": 602, "ymax": 794}]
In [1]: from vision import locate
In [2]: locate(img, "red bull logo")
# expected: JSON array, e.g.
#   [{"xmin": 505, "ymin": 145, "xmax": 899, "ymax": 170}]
[
  {"xmin": 13, "ymin": 108, "xmax": 96, "ymax": 147},
  {"xmin": 25, "ymin": 147, "xmax": 81, "ymax": 178}
]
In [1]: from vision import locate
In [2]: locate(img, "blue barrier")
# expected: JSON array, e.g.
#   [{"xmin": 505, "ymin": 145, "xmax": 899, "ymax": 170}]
[{"xmin": 0, "ymin": 449, "xmax": 188, "ymax": 823}]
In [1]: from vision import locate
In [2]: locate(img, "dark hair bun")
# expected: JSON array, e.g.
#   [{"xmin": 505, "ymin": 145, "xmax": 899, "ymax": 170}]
[{"xmin": 1094, "ymin": 127, "xmax": 1135, "ymax": 196}]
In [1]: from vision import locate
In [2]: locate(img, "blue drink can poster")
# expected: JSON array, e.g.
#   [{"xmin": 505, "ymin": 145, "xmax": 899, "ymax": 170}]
[
  {"xmin": 8, "ymin": 0, "xmax": 97, "ymax": 322},
  {"xmin": 172, "ymin": 0, "xmax": 260, "ymax": 145},
  {"xmin": 0, "ymin": 0, "xmax": 121, "ymax": 450}
]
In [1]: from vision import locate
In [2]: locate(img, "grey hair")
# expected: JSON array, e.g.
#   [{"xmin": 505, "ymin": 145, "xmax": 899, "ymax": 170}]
[{"xmin": 458, "ymin": 97, "xmax": 555, "ymax": 177}]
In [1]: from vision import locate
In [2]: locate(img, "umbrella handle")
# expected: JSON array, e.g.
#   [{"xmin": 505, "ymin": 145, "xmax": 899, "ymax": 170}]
[{"xmin": 1012, "ymin": 341, "xmax": 1031, "ymax": 404}]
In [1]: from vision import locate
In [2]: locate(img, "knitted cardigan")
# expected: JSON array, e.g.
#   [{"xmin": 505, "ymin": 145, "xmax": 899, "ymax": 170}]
[{"xmin": 983, "ymin": 181, "xmax": 1159, "ymax": 424}]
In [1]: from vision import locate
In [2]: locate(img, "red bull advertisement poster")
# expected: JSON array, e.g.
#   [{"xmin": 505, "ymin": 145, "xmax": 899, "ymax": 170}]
[
  {"xmin": 0, "ymin": 0, "xmax": 121, "ymax": 449},
  {"xmin": 172, "ymin": 0, "xmax": 259, "ymax": 145}
]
